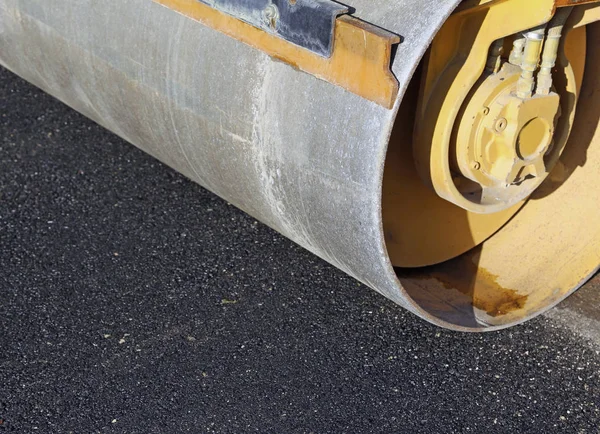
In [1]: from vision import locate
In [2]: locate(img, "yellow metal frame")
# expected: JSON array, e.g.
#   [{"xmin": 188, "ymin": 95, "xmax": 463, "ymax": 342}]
[
  {"xmin": 402, "ymin": 24, "xmax": 600, "ymax": 325},
  {"xmin": 413, "ymin": 0, "xmax": 560, "ymax": 213},
  {"xmin": 384, "ymin": 0, "xmax": 593, "ymax": 268}
]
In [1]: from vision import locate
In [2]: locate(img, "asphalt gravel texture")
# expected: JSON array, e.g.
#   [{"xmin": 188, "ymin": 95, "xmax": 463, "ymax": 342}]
[{"xmin": 1, "ymin": 66, "xmax": 600, "ymax": 433}]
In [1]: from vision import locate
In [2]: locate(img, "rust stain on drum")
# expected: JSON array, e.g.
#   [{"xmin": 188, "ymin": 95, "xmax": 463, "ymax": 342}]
[{"xmin": 404, "ymin": 258, "xmax": 529, "ymax": 317}]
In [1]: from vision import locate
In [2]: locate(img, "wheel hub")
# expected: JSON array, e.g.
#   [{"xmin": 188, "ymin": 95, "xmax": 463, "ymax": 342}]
[{"xmin": 454, "ymin": 63, "xmax": 561, "ymax": 209}]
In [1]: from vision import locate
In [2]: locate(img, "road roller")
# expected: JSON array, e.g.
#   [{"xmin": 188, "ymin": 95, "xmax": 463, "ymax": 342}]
[{"xmin": 1, "ymin": 0, "xmax": 599, "ymax": 330}]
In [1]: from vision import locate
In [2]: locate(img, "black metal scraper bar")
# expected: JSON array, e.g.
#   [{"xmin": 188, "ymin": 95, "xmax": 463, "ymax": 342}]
[{"xmin": 197, "ymin": 0, "xmax": 349, "ymax": 57}]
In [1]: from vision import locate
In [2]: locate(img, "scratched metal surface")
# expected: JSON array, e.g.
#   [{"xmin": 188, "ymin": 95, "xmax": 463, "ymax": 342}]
[{"xmin": 0, "ymin": 0, "xmax": 464, "ymax": 326}]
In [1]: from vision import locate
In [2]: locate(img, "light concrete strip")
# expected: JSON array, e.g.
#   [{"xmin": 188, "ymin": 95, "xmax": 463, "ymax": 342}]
[{"xmin": 544, "ymin": 274, "xmax": 600, "ymax": 351}]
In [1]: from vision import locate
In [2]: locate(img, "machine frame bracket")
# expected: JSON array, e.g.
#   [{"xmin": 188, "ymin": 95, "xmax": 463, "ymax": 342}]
[{"xmin": 155, "ymin": 0, "xmax": 401, "ymax": 108}]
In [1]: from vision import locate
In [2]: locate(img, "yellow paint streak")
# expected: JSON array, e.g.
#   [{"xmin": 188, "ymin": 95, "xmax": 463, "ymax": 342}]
[{"xmin": 154, "ymin": 0, "xmax": 400, "ymax": 108}]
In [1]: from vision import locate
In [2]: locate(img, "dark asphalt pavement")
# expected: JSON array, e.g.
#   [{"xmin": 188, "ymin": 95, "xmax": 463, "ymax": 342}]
[{"xmin": 1, "ymin": 66, "xmax": 600, "ymax": 433}]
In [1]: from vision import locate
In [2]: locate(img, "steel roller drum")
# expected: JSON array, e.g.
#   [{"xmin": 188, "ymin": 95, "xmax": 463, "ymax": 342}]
[{"xmin": 0, "ymin": 0, "xmax": 598, "ymax": 330}]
